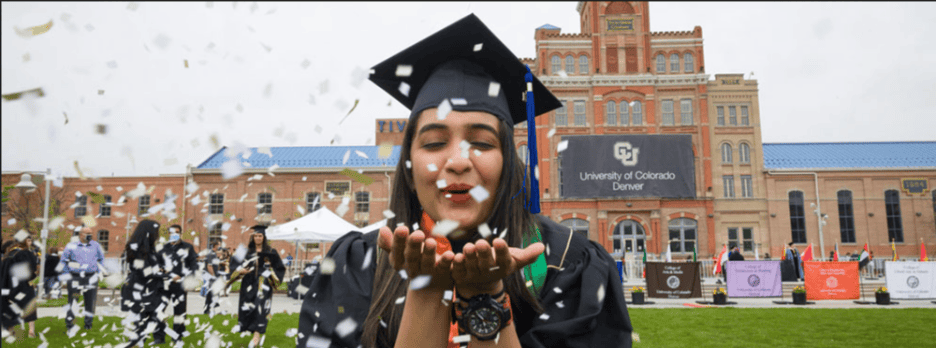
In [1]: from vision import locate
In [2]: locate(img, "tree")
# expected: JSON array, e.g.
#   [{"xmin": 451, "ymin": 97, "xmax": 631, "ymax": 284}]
[{"xmin": 1, "ymin": 175, "xmax": 71, "ymax": 249}]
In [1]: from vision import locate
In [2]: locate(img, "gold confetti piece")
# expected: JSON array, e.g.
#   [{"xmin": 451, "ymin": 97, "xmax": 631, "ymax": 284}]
[
  {"xmin": 81, "ymin": 215, "xmax": 97, "ymax": 227},
  {"xmin": 23, "ymin": 53, "xmax": 30, "ymax": 62},
  {"xmin": 14, "ymin": 19, "xmax": 54, "ymax": 38},
  {"xmin": 378, "ymin": 142, "xmax": 393, "ymax": 159},
  {"xmin": 210, "ymin": 134, "xmax": 220, "ymax": 150},
  {"xmin": 184, "ymin": 59, "xmax": 189, "ymax": 68},
  {"xmin": 339, "ymin": 99, "xmax": 360, "ymax": 124},
  {"xmin": 2, "ymin": 87, "xmax": 45, "ymax": 101},
  {"xmin": 340, "ymin": 168, "xmax": 374, "ymax": 185},
  {"xmin": 95, "ymin": 124, "xmax": 107, "ymax": 134},
  {"xmin": 261, "ymin": 42, "xmax": 272, "ymax": 52},
  {"xmin": 98, "ymin": 90, "xmax": 105, "ymax": 95},
  {"xmin": 74, "ymin": 160, "xmax": 86, "ymax": 179}
]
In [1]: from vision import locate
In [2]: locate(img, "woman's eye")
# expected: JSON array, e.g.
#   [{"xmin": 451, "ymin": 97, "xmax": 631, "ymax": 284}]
[
  {"xmin": 471, "ymin": 142, "xmax": 495, "ymax": 150},
  {"xmin": 422, "ymin": 142, "xmax": 445, "ymax": 149}
]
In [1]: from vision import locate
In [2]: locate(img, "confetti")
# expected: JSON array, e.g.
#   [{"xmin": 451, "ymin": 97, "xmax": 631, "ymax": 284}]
[
  {"xmin": 437, "ymin": 99, "xmax": 452, "ymax": 120},
  {"xmin": 451, "ymin": 98, "xmax": 467, "ymax": 105},
  {"xmin": 409, "ymin": 275, "xmax": 432, "ymax": 290},
  {"xmin": 452, "ymin": 334, "xmax": 471, "ymax": 343},
  {"xmin": 153, "ymin": 33, "xmax": 172, "ymax": 50},
  {"xmin": 340, "ymin": 168, "xmax": 374, "ymax": 185},
  {"xmin": 427, "ymin": 163, "xmax": 438, "ymax": 172},
  {"xmin": 432, "ymin": 220, "xmax": 459, "ymax": 237},
  {"xmin": 478, "ymin": 223, "xmax": 492, "ymax": 238},
  {"xmin": 556, "ymin": 300, "xmax": 565, "ymax": 308},
  {"xmin": 557, "ymin": 69, "xmax": 568, "ymax": 78},
  {"xmin": 399, "ymin": 82, "xmax": 410, "ymax": 97},
  {"xmin": 301, "ymin": 59, "xmax": 311, "ymax": 69},
  {"xmin": 469, "ymin": 186, "xmax": 489, "ymax": 203},
  {"xmin": 548, "ymin": 128, "xmax": 557, "ymax": 138},
  {"xmin": 597, "ymin": 284, "xmax": 606, "ymax": 303},
  {"xmin": 378, "ymin": 142, "xmax": 394, "ymax": 159},
  {"xmin": 539, "ymin": 313, "xmax": 550, "ymax": 321},
  {"xmin": 7, "ymin": 218, "xmax": 16, "ymax": 226},
  {"xmin": 406, "ymin": 160, "xmax": 412, "ymax": 169},
  {"xmin": 488, "ymin": 81, "xmax": 501, "ymax": 97},
  {"xmin": 395, "ymin": 296, "xmax": 406, "ymax": 305},
  {"xmin": 339, "ymin": 99, "xmax": 360, "ymax": 124},
  {"xmin": 553, "ymin": 287, "xmax": 563, "ymax": 294},
  {"xmin": 382, "ymin": 210, "xmax": 396, "ymax": 219},
  {"xmin": 221, "ymin": 159, "xmax": 243, "ymax": 179},
  {"xmin": 436, "ymin": 179, "xmax": 447, "ymax": 189},
  {"xmin": 355, "ymin": 150, "xmax": 369, "ymax": 159},
  {"xmin": 473, "ymin": 149, "xmax": 482, "ymax": 157},
  {"xmin": 127, "ymin": 2, "xmax": 139, "ymax": 11},
  {"xmin": 14, "ymin": 19, "xmax": 54, "ymax": 38},
  {"xmin": 350, "ymin": 66, "xmax": 369, "ymax": 88},
  {"xmin": 473, "ymin": 43, "xmax": 483, "ymax": 52},
  {"xmin": 557, "ymin": 140, "xmax": 569, "ymax": 153},
  {"xmin": 395, "ymin": 65, "xmax": 413, "ymax": 77},
  {"xmin": 342, "ymin": 150, "xmax": 351, "ymax": 165}
]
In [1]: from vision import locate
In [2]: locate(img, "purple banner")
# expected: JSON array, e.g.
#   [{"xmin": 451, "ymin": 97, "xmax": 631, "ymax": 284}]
[{"xmin": 726, "ymin": 261, "xmax": 782, "ymax": 298}]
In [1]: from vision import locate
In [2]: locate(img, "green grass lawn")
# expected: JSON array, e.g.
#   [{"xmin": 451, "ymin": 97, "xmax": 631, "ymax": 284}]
[{"xmin": 4, "ymin": 308, "xmax": 934, "ymax": 347}]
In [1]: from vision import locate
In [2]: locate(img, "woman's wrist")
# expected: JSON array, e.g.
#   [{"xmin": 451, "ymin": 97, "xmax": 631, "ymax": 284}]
[{"xmin": 456, "ymin": 280, "xmax": 504, "ymax": 299}]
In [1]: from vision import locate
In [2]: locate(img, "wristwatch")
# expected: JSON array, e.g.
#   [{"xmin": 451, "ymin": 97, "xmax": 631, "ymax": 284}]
[{"xmin": 456, "ymin": 290, "xmax": 512, "ymax": 341}]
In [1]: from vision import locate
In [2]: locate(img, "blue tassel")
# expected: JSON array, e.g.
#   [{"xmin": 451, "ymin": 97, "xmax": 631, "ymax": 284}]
[{"xmin": 524, "ymin": 65, "xmax": 540, "ymax": 214}]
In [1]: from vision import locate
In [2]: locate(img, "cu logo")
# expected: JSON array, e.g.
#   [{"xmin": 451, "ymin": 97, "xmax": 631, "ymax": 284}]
[
  {"xmin": 613, "ymin": 142, "xmax": 639, "ymax": 166},
  {"xmin": 907, "ymin": 276, "xmax": 920, "ymax": 289},
  {"xmin": 747, "ymin": 274, "xmax": 761, "ymax": 287},
  {"xmin": 666, "ymin": 275, "xmax": 680, "ymax": 289},
  {"xmin": 826, "ymin": 276, "xmax": 838, "ymax": 288}
]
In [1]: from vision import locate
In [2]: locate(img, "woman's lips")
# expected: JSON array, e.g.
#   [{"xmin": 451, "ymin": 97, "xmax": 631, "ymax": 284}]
[{"xmin": 442, "ymin": 183, "xmax": 473, "ymax": 204}]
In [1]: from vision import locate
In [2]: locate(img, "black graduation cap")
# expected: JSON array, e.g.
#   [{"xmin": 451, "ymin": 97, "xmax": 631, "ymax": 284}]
[
  {"xmin": 368, "ymin": 13, "xmax": 560, "ymax": 213},
  {"xmin": 250, "ymin": 225, "xmax": 269, "ymax": 236},
  {"xmin": 369, "ymin": 13, "xmax": 561, "ymax": 128}
]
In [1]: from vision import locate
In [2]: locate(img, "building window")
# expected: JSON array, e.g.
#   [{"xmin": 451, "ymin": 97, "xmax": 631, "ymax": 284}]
[
  {"xmin": 551, "ymin": 55, "xmax": 560, "ymax": 74},
  {"xmin": 614, "ymin": 220, "xmax": 646, "ymax": 256},
  {"xmin": 670, "ymin": 53, "xmax": 679, "ymax": 72},
  {"xmin": 306, "ymin": 192, "xmax": 321, "ymax": 214},
  {"xmin": 560, "ymin": 218, "xmax": 589, "ymax": 238},
  {"xmin": 257, "ymin": 192, "xmax": 272, "ymax": 215},
  {"xmin": 741, "ymin": 175, "xmax": 753, "ymax": 198},
  {"xmin": 680, "ymin": 99, "xmax": 693, "ymax": 125},
  {"xmin": 715, "ymin": 107, "xmax": 727, "ymax": 128},
  {"xmin": 98, "ymin": 230, "xmax": 109, "ymax": 252},
  {"xmin": 884, "ymin": 190, "xmax": 903, "ymax": 243},
  {"xmin": 75, "ymin": 196, "xmax": 87, "ymax": 217},
  {"xmin": 729, "ymin": 106, "xmax": 737, "ymax": 126},
  {"xmin": 1, "ymin": 202, "xmax": 7, "ymax": 216},
  {"xmin": 656, "ymin": 54, "xmax": 665, "ymax": 73},
  {"xmin": 573, "ymin": 101, "xmax": 586, "ymax": 126},
  {"xmin": 837, "ymin": 190, "xmax": 856, "ymax": 244},
  {"xmin": 356, "ymin": 191, "xmax": 370, "ymax": 213},
  {"xmin": 739, "ymin": 143, "xmax": 751, "ymax": 164},
  {"xmin": 684, "ymin": 52, "xmax": 694, "ymax": 72},
  {"xmin": 661, "ymin": 100, "xmax": 674, "ymax": 126},
  {"xmin": 557, "ymin": 154, "xmax": 563, "ymax": 197},
  {"xmin": 100, "ymin": 195, "xmax": 111, "ymax": 217},
  {"xmin": 723, "ymin": 175, "xmax": 735, "ymax": 198},
  {"xmin": 209, "ymin": 193, "xmax": 224, "ymax": 214},
  {"xmin": 789, "ymin": 191, "xmax": 807, "ymax": 244},
  {"xmin": 619, "ymin": 101, "xmax": 630, "ymax": 125},
  {"xmin": 578, "ymin": 55, "xmax": 589, "ymax": 75},
  {"xmin": 729, "ymin": 228, "xmax": 754, "ymax": 252},
  {"xmin": 741, "ymin": 106, "xmax": 750, "ymax": 126},
  {"xmin": 517, "ymin": 144, "xmax": 529, "ymax": 165},
  {"xmin": 555, "ymin": 100, "xmax": 568, "ymax": 126},
  {"xmin": 668, "ymin": 218, "xmax": 697, "ymax": 253},
  {"xmin": 605, "ymin": 101, "xmax": 617, "ymax": 125},
  {"xmin": 326, "ymin": 181, "xmax": 351, "ymax": 197},
  {"xmin": 208, "ymin": 222, "xmax": 222, "ymax": 250},
  {"xmin": 138, "ymin": 195, "xmax": 150, "ymax": 216},
  {"xmin": 565, "ymin": 55, "xmax": 574, "ymax": 75},
  {"xmin": 721, "ymin": 143, "xmax": 733, "ymax": 164},
  {"xmin": 631, "ymin": 101, "xmax": 642, "ymax": 125}
]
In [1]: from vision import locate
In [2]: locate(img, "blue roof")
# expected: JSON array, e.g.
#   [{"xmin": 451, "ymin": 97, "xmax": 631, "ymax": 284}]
[
  {"xmin": 197, "ymin": 145, "xmax": 401, "ymax": 170},
  {"xmin": 537, "ymin": 24, "xmax": 560, "ymax": 30},
  {"xmin": 763, "ymin": 142, "xmax": 936, "ymax": 169}
]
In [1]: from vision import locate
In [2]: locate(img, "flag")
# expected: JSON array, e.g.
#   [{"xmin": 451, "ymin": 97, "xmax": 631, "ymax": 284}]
[
  {"xmin": 692, "ymin": 247, "xmax": 697, "ymax": 263},
  {"xmin": 833, "ymin": 243, "xmax": 839, "ymax": 261},
  {"xmin": 781, "ymin": 245, "xmax": 787, "ymax": 261},
  {"xmin": 641, "ymin": 247, "xmax": 647, "ymax": 278},
  {"xmin": 801, "ymin": 244, "xmax": 814, "ymax": 262},
  {"xmin": 665, "ymin": 243, "xmax": 672, "ymax": 262},
  {"xmin": 891, "ymin": 239, "xmax": 898, "ymax": 261},
  {"xmin": 858, "ymin": 243, "xmax": 871, "ymax": 269},
  {"xmin": 921, "ymin": 242, "xmax": 928, "ymax": 262},
  {"xmin": 712, "ymin": 244, "xmax": 728, "ymax": 275}
]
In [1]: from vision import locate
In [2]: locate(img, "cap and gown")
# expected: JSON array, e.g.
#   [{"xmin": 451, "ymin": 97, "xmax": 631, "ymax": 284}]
[
  {"xmin": 235, "ymin": 225, "xmax": 286, "ymax": 334},
  {"xmin": 296, "ymin": 14, "xmax": 632, "ymax": 348}
]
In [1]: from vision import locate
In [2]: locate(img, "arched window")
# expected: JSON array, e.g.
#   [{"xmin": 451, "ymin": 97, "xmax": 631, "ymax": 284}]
[
  {"xmin": 631, "ymin": 101, "xmax": 642, "ymax": 125},
  {"xmin": 885, "ymin": 190, "xmax": 903, "ymax": 243},
  {"xmin": 668, "ymin": 218, "xmax": 697, "ymax": 253},
  {"xmin": 613, "ymin": 220, "xmax": 646, "ymax": 257},
  {"xmin": 551, "ymin": 55, "xmax": 560, "ymax": 74},
  {"xmin": 739, "ymin": 143, "xmax": 751, "ymax": 164},
  {"xmin": 565, "ymin": 55, "xmax": 575, "ymax": 74},
  {"xmin": 837, "ymin": 190, "xmax": 855, "ymax": 243},
  {"xmin": 721, "ymin": 143, "xmax": 733, "ymax": 164},
  {"xmin": 656, "ymin": 54, "xmax": 665, "ymax": 73},
  {"xmin": 684, "ymin": 52, "xmax": 694, "ymax": 72},
  {"xmin": 620, "ymin": 101, "xmax": 630, "ymax": 126},
  {"xmin": 670, "ymin": 53, "xmax": 679, "ymax": 72},
  {"xmin": 579, "ymin": 55, "xmax": 589, "ymax": 75},
  {"xmin": 208, "ymin": 222, "xmax": 223, "ymax": 249},
  {"xmin": 561, "ymin": 218, "xmax": 589, "ymax": 238},
  {"xmin": 517, "ymin": 144, "xmax": 529, "ymax": 165},
  {"xmin": 789, "ymin": 191, "xmax": 807, "ymax": 244},
  {"xmin": 606, "ymin": 101, "xmax": 617, "ymax": 125}
]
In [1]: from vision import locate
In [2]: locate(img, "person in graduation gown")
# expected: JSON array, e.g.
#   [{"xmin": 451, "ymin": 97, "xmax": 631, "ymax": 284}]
[
  {"xmin": 154, "ymin": 224, "xmax": 198, "ymax": 343},
  {"xmin": 232, "ymin": 225, "xmax": 286, "ymax": 348},
  {"xmin": 785, "ymin": 242, "xmax": 803, "ymax": 281},
  {"xmin": 296, "ymin": 14, "xmax": 632, "ymax": 348},
  {"xmin": 0, "ymin": 232, "xmax": 39, "ymax": 338},
  {"xmin": 120, "ymin": 219, "xmax": 169, "ymax": 347}
]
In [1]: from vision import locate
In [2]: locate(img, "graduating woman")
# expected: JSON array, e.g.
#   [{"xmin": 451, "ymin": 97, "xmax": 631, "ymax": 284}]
[
  {"xmin": 231, "ymin": 225, "xmax": 285, "ymax": 348},
  {"xmin": 297, "ymin": 14, "xmax": 632, "ymax": 348},
  {"xmin": 0, "ymin": 232, "xmax": 39, "ymax": 338},
  {"xmin": 121, "ymin": 219, "xmax": 169, "ymax": 347}
]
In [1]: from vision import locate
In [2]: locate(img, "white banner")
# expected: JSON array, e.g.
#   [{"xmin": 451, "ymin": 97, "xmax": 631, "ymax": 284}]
[{"xmin": 884, "ymin": 261, "xmax": 936, "ymax": 300}]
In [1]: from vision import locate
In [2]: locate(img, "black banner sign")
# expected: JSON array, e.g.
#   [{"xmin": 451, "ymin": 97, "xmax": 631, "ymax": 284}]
[
  {"xmin": 560, "ymin": 135, "xmax": 696, "ymax": 198},
  {"xmin": 646, "ymin": 262, "xmax": 702, "ymax": 299}
]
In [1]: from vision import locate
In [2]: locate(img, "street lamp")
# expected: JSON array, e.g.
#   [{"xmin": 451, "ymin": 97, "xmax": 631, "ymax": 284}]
[{"xmin": 15, "ymin": 170, "xmax": 51, "ymax": 300}]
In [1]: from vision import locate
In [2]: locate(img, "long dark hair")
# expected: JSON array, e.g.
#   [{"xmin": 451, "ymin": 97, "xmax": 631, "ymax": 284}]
[
  {"xmin": 247, "ymin": 230, "xmax": 271, "ymax": 253},
  {"xmin": 361, "ymin": 113, "xmax": 542, "ymax": 347},
  {"xmin": 125, "ymin": 219, "xmax": 160, "ymax": 262}
]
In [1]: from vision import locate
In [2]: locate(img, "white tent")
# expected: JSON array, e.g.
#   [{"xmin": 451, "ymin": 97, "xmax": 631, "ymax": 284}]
[{"xmin": 265, "ymin": 206, "xmax": 385, "ymax": 242}]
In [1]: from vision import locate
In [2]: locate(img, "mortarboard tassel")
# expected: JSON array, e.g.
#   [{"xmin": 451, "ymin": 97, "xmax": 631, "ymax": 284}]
[{"xmin": 524, "ymin": 65, "xmax": 540, "ymax": 214}]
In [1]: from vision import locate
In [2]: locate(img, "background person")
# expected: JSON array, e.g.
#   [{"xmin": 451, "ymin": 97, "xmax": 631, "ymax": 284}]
[
  {"xmin": 0, "ymin": 231, "xmax": 39, "ymax": 338},
  {"xmin": 59, "ymin": 225, "xmax": 105, "ymax": 331},
  {"xmin": 231, "ymin": 225, "xmax": 285, "ymax": 348},
  {"xmin": 154, "ymin": 224, "xmax": 197, "ymax": 344},
  {"xmin": 43, "ymin": 247, "xmax": 61, "ymax": 299},
  {"xmin": 121, "ymin": 219, "xmax": 169, "ymax": 347},
  {"xmin": 202, "ymin": 242, "xmax": 221, "ymax": 315}
]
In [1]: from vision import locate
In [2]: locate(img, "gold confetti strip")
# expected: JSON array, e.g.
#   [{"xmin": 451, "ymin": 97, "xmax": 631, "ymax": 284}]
[
  {"xmin": 340, "ymin": 168, "xmax": 374, "ymax": 185},
  {"xmin": 184, "ymin": 59, "xmax": 189, "ymax": 68},
  {"xmin": 73, "ymin": 160, "xmax": 86, "ymax": 180},
  {"xmin": 1, "ymin": 87, "xmax": 45, "ymax": 101},
  {"xmin": 378, "ymin": 142, "xmax": 393, "ymax": 159},
  {"xmin": 14, "ymin": 19, "xmax": 54, "ymax": 38},
  {"xmin": 339, "ymin": 99, "xmax": 360, "ymax": 124}
]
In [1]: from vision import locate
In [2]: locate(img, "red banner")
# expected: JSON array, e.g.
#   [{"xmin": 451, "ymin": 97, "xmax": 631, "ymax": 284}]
[{"xmin": 804, "ymin": 261, "xmax": 860, "ymax": 300}]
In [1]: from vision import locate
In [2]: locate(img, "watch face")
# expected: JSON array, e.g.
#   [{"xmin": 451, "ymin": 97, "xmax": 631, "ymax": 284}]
[{"xmin": 469, "ymin": 307, "xmax": 502, "ymax": 336}]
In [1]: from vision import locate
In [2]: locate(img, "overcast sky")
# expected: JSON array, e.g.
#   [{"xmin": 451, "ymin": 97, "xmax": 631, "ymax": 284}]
[{"xmin": 3, "ymin": 2, "xmax": 935, "ymax": 179}]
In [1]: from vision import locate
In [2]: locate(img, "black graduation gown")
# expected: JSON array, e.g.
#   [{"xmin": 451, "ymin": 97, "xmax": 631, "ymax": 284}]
[
  {"xmin": 121, "ymin": 253, "xmax": 166, "ymax": 313},
  {"xmin": 0, "ymin": 248, "xmax": 39, "ymax": 328},
  {"xmin": 296, "ymin": 215, "xmax": 633, "ymax": 348},
  {"xmin": 236, "ymin": 247, "xmax": 286, "ymax": 334}
]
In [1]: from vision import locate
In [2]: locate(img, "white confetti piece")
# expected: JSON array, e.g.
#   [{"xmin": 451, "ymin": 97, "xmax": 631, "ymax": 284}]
[
  {"xmin": 557, "ymin": 69, "xmax": 568, "ymax": 78},
  {"xmin": 355, "ymin": 150, "xmax": 369, "ymax": 159},
  {"xmin": 436, "ymin": 179, "xmax": 447, "ymax": 189},
  {"xmin": 342, "ymin": 150, "xmax": 351, "ymax": 165},
  {"xmin": 7, "ymin": 218, "xmax": 15, "ymax": 226},
  {"xmin": 319, "ymin": 258, "xmax": 335, "ymax": 275},
  {"xmin": 395, "ymin": 65, "xmax": 413, "ymax": 77},
  {"xmin": 473, "ymin": 149, "xmax": 482, "ymax": 157},
  {"xmin": 556, "ymin": 300, "xmax": 565, "ymax": 308},
  {"xmin": 432, "ymin": 220, "xmax": 459, "ymax": 237},
  {"xmin": 361, "ymin": 248, "xmax": 374, "ymax": 270},
  {"xmin": 473, "ymin": 43, "xmax": 483, "ymax": 52},
  {"xmin": 335, "ymin": 317, "xmax": 358, "ymax": 337},
  {"xmin": 221, "ymin": 159, "xmax": 243, "ymax": 179},
  {"xmin": 382, "ymin": 210, "xmax": 396, "ymax": 219},
  {"xmin": 488, "ymin": 81, "xmax": 501, "ymax": 97},
  {"xmin": 459, "ymin": 140, "xmax": 471, "ymax": 158},
  {"xmin": 399, "ymin": 82, "xmax": 410, "ymax": 97},
  {"xmin": 488, "ymin": 266, "xmax": 500, "ymax": 271},
  {"xmin": 539, "ymin": 313, "xmax": 550, "ymax": 321},
  {"xmin": 395, "ymin": 296, "xmax": 406, "ymax": 305},
  {"xmin": 409, "ymin": 275, "xmax": 432, "ymax": 290},
  {"xmin": 406, "ymin": 160, "xmax": 412, "ymax": 169},
  {"xmin": 427, "ymin": 163, "xmax": 438, "ymax": 172},
  {"xmin": 398, "ymin": 269, "xmax": 408, "ymax": 280},
  {"xmin": 553, "ymin": 287, "xmax": 563, "ymax": 294},
  {"xmin": 557, "ymin": 140, "xmax": 569, "ymax": 153},
  {"xmin": 469, "ymin": 186, "xmax": 489, "ymax": 203},
  {"xmin": 548, "ymin": 128, "xmax": 557, "ymax": 137},
  {"xmin": 451, "ymin": 98, "xmax": 467, "ymax": 105},
  {"xmin": 478, "ymin": 223, "xmax": 492, "ymax": 238},
  {"xmin": 452, "ymin": 334, "xmax": 471, "ymax": 343},
  {"xmin": 437, "ymin": 99, "xmax": 452, "ymax": 120},
  {"xmin": 597, "ymin": 284, "xmax": 606, "ymax": 303}
]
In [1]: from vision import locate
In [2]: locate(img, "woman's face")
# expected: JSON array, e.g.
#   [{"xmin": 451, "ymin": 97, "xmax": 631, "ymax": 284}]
[
  {"xmin": 410, "ymin": 109, "xmax": 503, "ymax": 235},
  {"xmin": 252, "ymin": 233, "xmax": 265, "ymax": 246}
]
